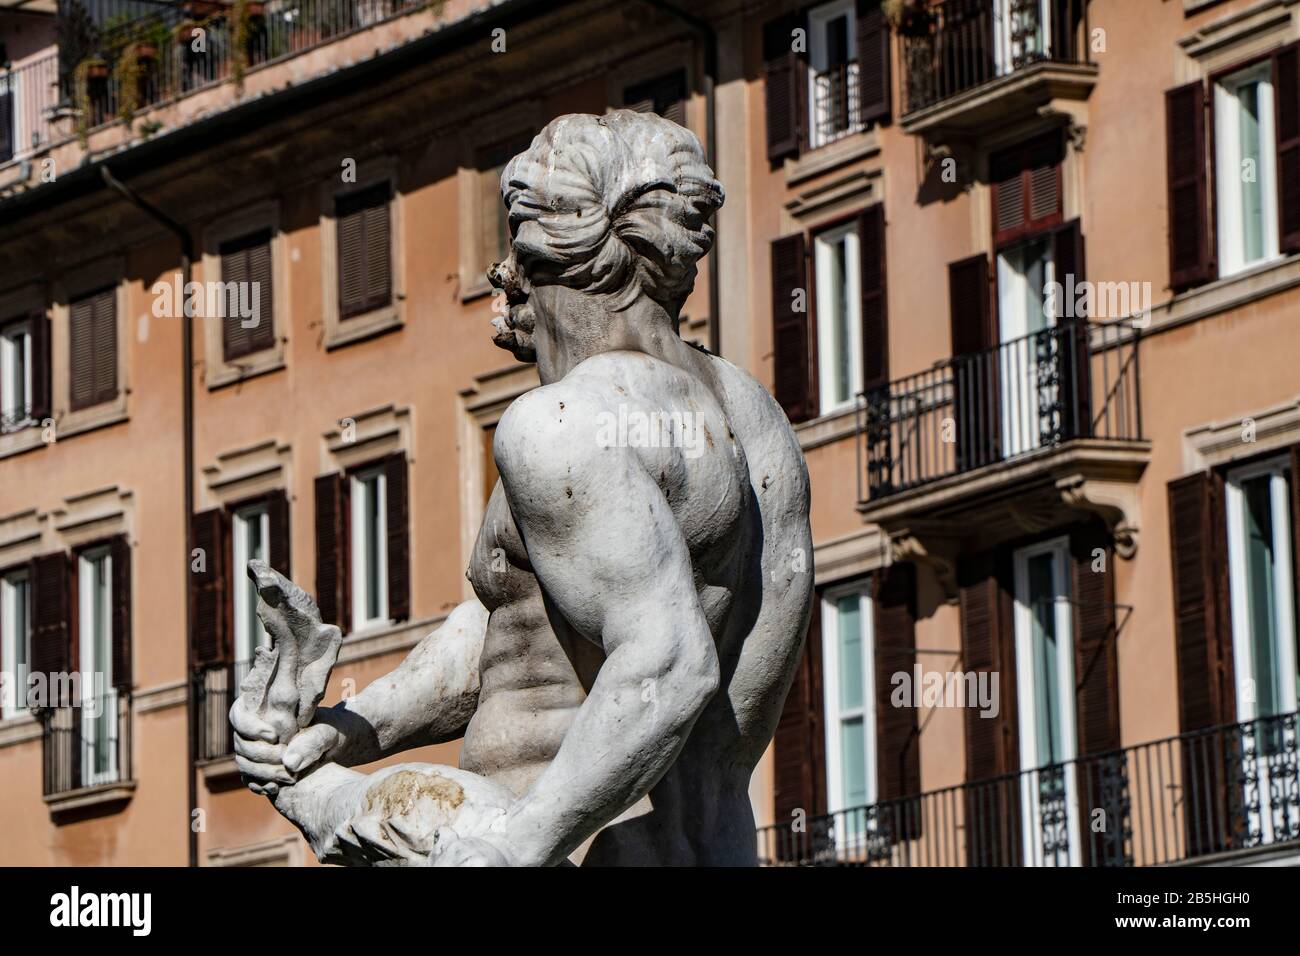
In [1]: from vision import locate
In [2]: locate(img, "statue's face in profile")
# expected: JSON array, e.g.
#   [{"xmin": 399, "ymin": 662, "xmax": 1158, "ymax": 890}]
[{"xmin": 486, "ymin": 255, "xmax": 538, "ymax": 363}]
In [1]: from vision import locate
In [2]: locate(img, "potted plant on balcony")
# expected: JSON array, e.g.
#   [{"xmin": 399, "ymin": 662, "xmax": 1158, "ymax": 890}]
[{"xmin": 883, "ymin": 0, "xmax": 937, "ymax": 37}]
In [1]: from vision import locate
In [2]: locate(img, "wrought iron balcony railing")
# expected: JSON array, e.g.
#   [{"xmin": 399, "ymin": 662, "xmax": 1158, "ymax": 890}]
[
  {"xmin": 42, "ymin": 689, "xmax": 133, "ymax": 795},
  {"xmin": 900, "ymin": 0, "xmax": 1088, "ymax": 115},
  {"xmin": 857, "ymin": 318, "xmax": 1141, "ymax": 503},
  {"xmin": 194, "ymin": 658, "xmax": 254, "ymax": 762},
  {"xmin": 758, "ymin": 709, "xmax": 1300, "ymax": 866},
  {"xmin": 810, "ymin": 60, "xmax": 863, "ymax": 150},
  {"xmin": 0, "ymin": 53, "xmax": 61, "ymax": 167}
]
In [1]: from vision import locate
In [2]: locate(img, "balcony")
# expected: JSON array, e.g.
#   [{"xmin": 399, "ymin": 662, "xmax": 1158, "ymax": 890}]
[
  {"xmin": 898, "ymin": 0, "xmax": 1096, "ymax": 142},
  {"xmin": 194, "ymin": 659, "xmax": 251, "ymax": 772},
  {"xmin": 0, "ymin": 51, "xmax": 60, "ymax": 167},
  {"xmin": 41, "ymin": 689, "xmax": 135, "ymax": 816},
  {"xmin": 758, "ymin": 710, "xmax": 1300, "ymax": 866},
  {"xmin": 809, "ymin": 60, "xmax": 863, "ymax": 151},
  {"xmin": 856, "ymin": 320, "xmax": 1148, "ymax": 587}
]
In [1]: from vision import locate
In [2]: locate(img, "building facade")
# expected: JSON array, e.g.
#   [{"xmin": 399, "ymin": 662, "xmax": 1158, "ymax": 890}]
[{"xmin": 0, "ymin": 0, "xmax": 1297, "ymax": 866}]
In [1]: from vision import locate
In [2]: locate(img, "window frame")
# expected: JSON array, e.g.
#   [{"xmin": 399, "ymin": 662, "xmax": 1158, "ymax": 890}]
[
  {"xmin": 0, "ymin": 317, "xmax": 32, "ymax": 432},
  {"xmin": 812, "ymin": 218, "xmax": 864, "ymax": 415},
  {"xmin": 231, "ymin": 501, "xmax": 271, "ymax": 666},
  {"xmin": 806, "ymin": 0, "xmax": 861, "ymax": 150},
  {"xmin": 76, "ymin": 544, "xmax": 118, "ymax": 787},
  {"xmin": 0, "ymin": 566, "xmax": 32, "ymax": 719},
  {"xmin": 1213, "ymin": 59, "xmax": 1282, "ymax": 279},
  {"xmin": 820, "ymin": 578, "xmax": 876, "ymax": 815},
  {"xmin": 349, "ymin": 464, "xmax": 389, "ymax": 632}
]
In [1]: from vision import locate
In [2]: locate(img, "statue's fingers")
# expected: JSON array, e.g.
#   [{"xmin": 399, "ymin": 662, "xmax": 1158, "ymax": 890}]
[
  {"xmin": 383, "ymin": 818, "xmax": 429, "ymax": 862},
  {"xmin": 235, "ymin": 754, "xmax": 295, "ymax": 786},
  {"xmin": 284, "ymin": 724, "xmax": 338, "ymax": 773},
  {"xmin": 232, "ymin": 736, "xmax": 285, "ymax": 764},
  {"xmin": 229, "ymin": 697, "xmax": 278, "ymax": 743}
]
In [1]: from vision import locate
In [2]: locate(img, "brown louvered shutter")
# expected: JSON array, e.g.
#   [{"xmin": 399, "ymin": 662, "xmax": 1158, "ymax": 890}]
[
  {"xmin": 220, "ymin": 230, "xmax": 275, "ymax": 361},
  {"xmin": 29, "ymin": 312, "xmax": 51, "ymax": 421},
  {"xmin": 266, "ymin": 488, "xmax": 290, "ymax": 577},
  {"xmin": 1273, "ymin": 42, "xmax": 1300, "ymax": 254},
  {"xmin": 949, "ymin": 254, "xmax": 997, "ymax": 470},
  {"xmin": 857, "ymin": 1, "xmax": 891, "ymax": 126},
  {"xmin": 1165, "ymin": 82, "xmax": 1215, "ymax": 291},
  {"xmin": 764, "ymin": 13, "xmax": 805, "ymax": 162},
  {"xmin": 92, "ymin": 288, "xmax": 117, "ymax": 406},
  {"xmin": 220, "ymin": 236, "xmax": 251, "ymax": 361},
  {"xmin": 773, "ymin": 594, "xmax": 826, "ymax": 858},
  {"xmin": 337, "ymin": 183, "xmax": 393, "ymax": 320},
  {"xmin": 771, "ymin": 234, "xmax": 816, "ymax": 423},
  {"xmin": 958, "ymin": 550, "xmax": 1021, "ymax": 866},
  {"xmin": 30, "ymin": 552, "xmax": 72, "ymax": 706},
  {"xmin": 1168, "ymin": 471, "xmax": 1234, "ymax": 732},
  {"xmin": 991, "ymin": 134, "xmax": 1063, "ymax": 245},
  {"xmin": 623, "ymin": 71, "xmax": 687, "ymax": 127},
  {"xmin": 384, "ymin": 452, "xmax": 410, "ymax": 623},
  {"xmin": 0, "ymin": 87, "xmax": 13, "ymax": 164},
  {"xmin": 190, "ymin": 509, "xmax": 228, "ymax": 667},
  {"xmin": 109, "ymin": 534, "xmax": 131, "ymax": 691},
  {"xmin": 314, "ymin": 473, "xmax": 349, "ymax": 632},
  {"xmin": 874, "ymin": 563, "xmax": 920, "ymax": 840},
  {"xmin": 1052, "ymin": 219, "xmax": 1091, "ymax": 440},
  {"xmin": 69, "ymin": 293, "xmax": 96, "ymax": 411},
  {"xmin": 859, "ymin": 204, "xmax": 888, "ymax": 391}
]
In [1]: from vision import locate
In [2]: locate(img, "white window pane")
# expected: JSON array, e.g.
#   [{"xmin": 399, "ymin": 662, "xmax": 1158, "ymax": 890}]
[
  {"xmin": 837, "ymin": 594, "xmax": 863, "ymax": 711},
  {"xmin": 1027, "ymin": 552, "xmax": 1063, "ymax": 766},
  {"xmin": 840, "ymin": 716, "xmax": 867, "ymax": 807}
]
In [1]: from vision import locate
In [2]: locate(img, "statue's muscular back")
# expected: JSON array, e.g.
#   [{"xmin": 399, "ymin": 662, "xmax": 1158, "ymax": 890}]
[{"xmin": 463, "ymin": 348, "xmax": 813, "ymax": 865}]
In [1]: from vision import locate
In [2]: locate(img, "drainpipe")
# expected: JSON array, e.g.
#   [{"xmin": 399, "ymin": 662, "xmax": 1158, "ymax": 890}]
[
  {"xmin": 639, "ymin": 0, "xmax": 722, "ymax": 358},
  {"xmin": 99, "ymin": 166, "xmax": 198, "ymax": 869}
]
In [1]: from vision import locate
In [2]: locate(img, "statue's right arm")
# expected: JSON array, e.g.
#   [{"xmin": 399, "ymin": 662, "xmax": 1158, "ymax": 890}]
[{"xmin": 231, "ymin": 597, "xmax": 488, "ymax": 787}]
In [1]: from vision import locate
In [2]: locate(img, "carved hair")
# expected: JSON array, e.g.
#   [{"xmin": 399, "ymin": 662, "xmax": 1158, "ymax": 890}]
[{"xmin": 501, "ymin": 110, "xmax": 725, "ymax": 312}]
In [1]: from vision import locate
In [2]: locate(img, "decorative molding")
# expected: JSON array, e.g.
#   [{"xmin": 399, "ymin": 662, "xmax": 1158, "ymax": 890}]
[
  {"xmin": 1055, "ymin": 473, "xmax": 1142, "ymax": 559},
  {"xmin": 888, "ymin": 529, "xmax": 958, "ymax": 600},
  {"xmin": 1184, "ymin": 396, "xmax": 1300, "ymax": 471},
  {"xmin": 200, "ymin": 438, "xmax": 292, "ymax": 511},
  {"xmin": 784, "ymin": 128, "xmax": 882, "ymax": 189},
  {"xmin": 49, "ymin": 485, "xmax": 133, "ymax": 551},
  {"xmin": 0, "ymin": 712, "xmax": 41, "ymax": 748},
  {"xmin": 134, "ymin": 679, "xmax": 189, "ymax": 714},
  {"xmin": 337, "ymin": 614, "xmax": 441, "ymax": 665},
  {"xmin": 784, "ymin": 167, "xmax": 881, "ymax": 226},
  {"xmin": 206, "ymin": 834, "xmax": 303, "ymax": 867},
  {"xmin": 1178, "ymin": 0, "xmax": 1299, "ymax": 67},
  {"xmin": 0, "ymin": 508, "xmax": 45, "ymax": 569},
  {"xmin": 322, "ymin": 403, "xmax": 413, "ymax": 475},
  {"xmin": 45, "ymin": 780, "xmax": 136, "ymax": 818},
  {"xmin": 812, "ymin": 526, "xmax": 888, "ymax": 587},
  {"xmin": 794, "ymin": 403, "xmax": 858, "ymax": 452}
]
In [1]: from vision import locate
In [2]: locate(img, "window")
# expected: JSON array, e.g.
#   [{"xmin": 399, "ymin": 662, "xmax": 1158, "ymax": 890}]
[
  {"xmin": 623, "ymin": 70, "xmax": 687, "ymax": 127},
  {"xmin": 350, "ymin": 467, "xmax": 389, "ymax": 629},
  {"xmin": 994, "ymin": 0, "xmax": 1052, "ymax": 75},
  {"xmin": 0, "ymin": 318, "xmax": 31, "ymax": 431},
  {"xmin": 1, "ymin": 568, "xmax": 31, "ymax": 718},
  {"xmin": 68, "ymin": 286, "xmax": 117, "ymax": 411},
  {"xmin": 821, "ymin": 582, "xmax": 875, "ymax": 814},
  {"xmin": 814, "ymin": 221, "xmax": 863, "ymax": 413},
  {"xmin": 1012, "ymin": 536, "xmax": 1081, "ymax": 866},
  {"xmin": 807, "ymin": 0, "xmax": 860, "ymax": 149},
  {"xmin": 231, "ymin": 503, "xmax": 271, "ymax": 669},
  {"xmin": 1215, "ymin": 63, "xmax": 1281, "ymax": 277},
  {"xmin": 78, "ymin": 547, "xmax": 118, "ymax": 786},
  {"xmin": 336, "ymin": 183, "xmax": 393, "ymax": 320},
  {"xmin": 996, "ymin": 236, "xmax": 1055, "ymax": 458},
  {"xmin": 219, "ymin": 229, "xmax": 276, "ymax": 362},
  {"xmin": 1226, "ymin": 458, "xmax": 1298, "ymax": 722}
]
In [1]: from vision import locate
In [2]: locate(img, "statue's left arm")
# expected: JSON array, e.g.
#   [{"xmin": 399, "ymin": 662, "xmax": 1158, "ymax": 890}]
[{"xmin": 464, "ymin": 386, "xmax": 721, "ymax": 867}]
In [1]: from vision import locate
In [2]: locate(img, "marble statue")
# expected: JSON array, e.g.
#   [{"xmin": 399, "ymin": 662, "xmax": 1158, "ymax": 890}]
[{"xmin": 230, "ymin": 110, "xmax": 814, "ymax": 866}]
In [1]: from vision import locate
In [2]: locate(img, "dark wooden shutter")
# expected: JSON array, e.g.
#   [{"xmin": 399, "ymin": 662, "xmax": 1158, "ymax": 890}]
[
  {"xmin": 949, "ymin": 254, "xmax": 997, "ymax": 470},
  {"xmin": 1165, "ymin": 81, "xmax": 1215, "ymax": 291},
  {"xmin": 1168, "ymin": 472, "xmax": 1234, "ymax": 732},
  {"xmin": 773, "ymin": 593, "xmax": 826, "ymax": 860},
  {"xmin": 190, "ymin": 508, "xmax": 228, "ymax": 667},
  {"xmin": 764, "ymin": 13, "xmax": 805, "ymax": 162},
  {"xmin": 220, "ymin": 230, "xmax": 275, "ymax": 361},
  {"xmin": 30, "ymin": 552, "xmax": 71, "ymax": 706},
  {"xmin": 70, "ymin": 287, "xmax": 117, "ymax": 411},
  {"xmin": 0, "ymin": 86, "xmax": 13, "ymax": 165},
  {"xmin": 874, "ymin": 563, "xmax": 920, "ymax": 840},
  {"xmin": 771, "ymin": 234, "xmax": 816, "ymax": 423},
  {"xmin": 1052, "ymin": 219, "xmax": 1091, "ymax": 440},
  {"xmin": 29, "ymin": 312, "xmax": 51, "ymax": 421},
  {"xmin": 624, "ymin": 70, "xmax": 688, "ymax": 127},
  {"xmin": 857, "ymin": 1, "xmax": 891, "ymax": 126},
  {"xmin": 109, "ymin": 534, "xmax": 131, "ymax": 691},
  {"xmin": 958, "ymin": 550, "xmax": 1020, "ymax": 866},
  {"xmin": 990, "ymin": 134, "xmax": 1064, "ymax": 245},
  {"xmin": 314, "ymin": 473, "xmax": 349, "ymax": 632},
  {"xmin": 266, "ymin": 488, "xmax": 290, "ymax": 577},
  {"xmin": 1273, "ymin": 42, "xmax": 1300, "ymax": 254},
  {"xmin": 337, "ymin": 183, "xmax": 393, "ymax": 319},
  {"xmin": 859, "ymin": 204, "xmax": 888, "ymax": 390},
  {"xmin": 384, "ymin": 452, "xmax": 410, "ymax": 623}
]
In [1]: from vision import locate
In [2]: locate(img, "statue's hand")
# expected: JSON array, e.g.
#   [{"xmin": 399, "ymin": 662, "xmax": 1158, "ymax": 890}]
[
  {"xmin": 427, "ymin": 828, "xmax": 520, "ymax": 867},
  {"xmin": 230, "ymin": 697, "xmax": 343, "ymax": 796}
]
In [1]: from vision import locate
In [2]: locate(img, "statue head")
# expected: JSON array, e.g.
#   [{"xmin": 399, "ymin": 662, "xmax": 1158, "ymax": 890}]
[{"xmin": 487, "ymin": 110, "xmax": 724, "ymax": 366}]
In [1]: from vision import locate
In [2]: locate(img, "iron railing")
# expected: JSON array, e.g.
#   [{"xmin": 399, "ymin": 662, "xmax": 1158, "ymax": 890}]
[
  {"xmin": 194, "ymin": 657, "xmax": 254, "ymax": 761},
  {"xmin": 810, "ymin": 60, "xmax": 863, "ymax": 149},
  {"xmin": 758, "ymin": 709, "xmax": 1300, "ymax": 866},
  {"xmin": 900, "ymin": 0, "xmax": 1088, "ymax": 114},
  {"xmin": 0, "ymin": 52, "xmax": 61, "ymax": 166},
  {"xmin": 42, "ymin": 689, "xmax": 133, "ymax": 795},
  {"xmin": 858, "ymin": 318, "xmax": 1141, "ymax": 502},
  {"xmin": 60, "ymin": 0, "xmax": 426, "ymax": 138}
]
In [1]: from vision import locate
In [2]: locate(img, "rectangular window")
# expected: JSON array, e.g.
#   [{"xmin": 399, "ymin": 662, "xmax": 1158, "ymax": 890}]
[
  {"xmin": 0, "ymin": 318, "xmax": 32, "ymax": 431},
  {"xmin": 78, "ymin": 547, "xmax": 118, "ymax": 786},
  {"xmin": 1215, "ymin": 63, "xmax": 1281, "ymax": 277},
  {"xmin": 1012, "ymin": 536, "xmax": 1081, "ymax": 867},
  {"xmin": 807, "ymin": 0, "xmax": 861, "ymax": 149},
  {"xmin": 68, "ymin": 286, "xmax": 117, "ymax": 411},
  {"xmin": 219, "ymin": 229, "xmax": 276, "ymax": 362},
  {"xmin": 350, "ymin": 467, "xmax": 388, "ymax": 629},
  {"xmin": 814, "ymin": 221, "xmax": 862, "ymax": 413},
  {"xmin": 821, "ymin": 582, "xmax": 875, "ymax": 814},
  {"xmin": 232, "ymin": 503, "xmax": 271, "ymax": 669},
  {"xmin": 336, "ymin": 183, "xmax": 393, "ymax": 319},
  {"xmin": 1, "ymin": 569, "xmax": 31, "ymax": 718},
  {"xmin": 994, "ymin": 0, "xmax": 1052, "ymax": 75}
]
